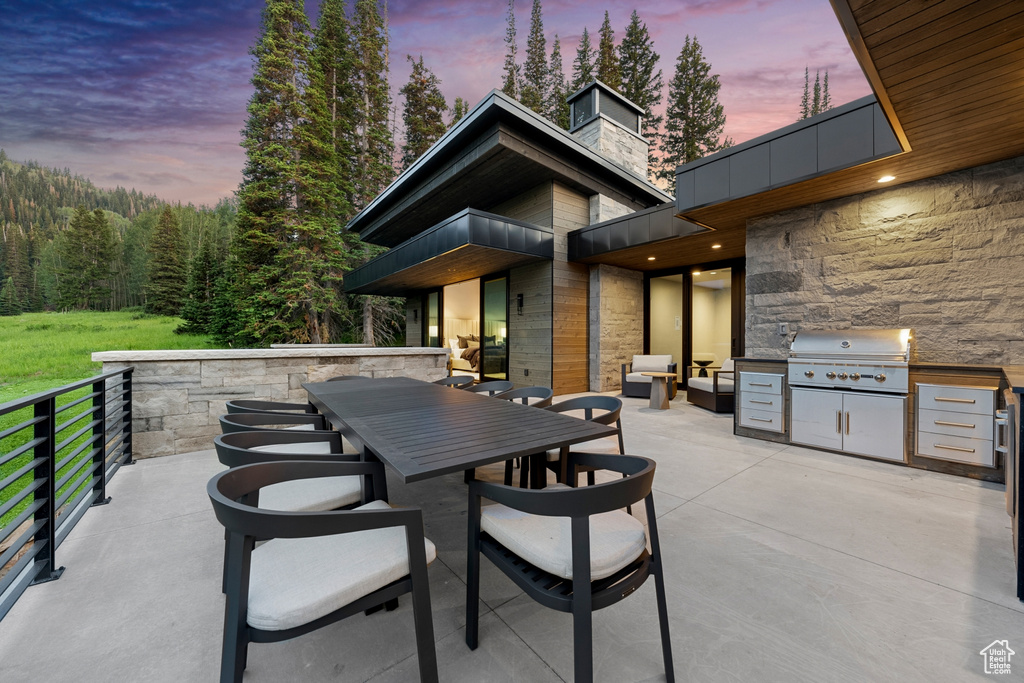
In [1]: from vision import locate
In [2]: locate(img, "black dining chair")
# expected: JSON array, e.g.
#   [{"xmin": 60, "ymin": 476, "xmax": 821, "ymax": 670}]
[
  {"xmin": 495, "ymin": 386, "xmax": 555, "ymax": 485},
  {"xmin": 208, "ymin": 460, "xmax": 438, "ymax": 683},
  {"xmin": 219, "ymin": 411, "xmax": 329, "ymax": 434},
  {"xmin": 225, "ymin": 399, "xmax": 316, "ymax": 415},
  {"xmin": 433, "ymin": 375, "xmax": 474, "ymax": 389},
  {"xmin": 466, "ymin": 452, "xmax": 674, "ymax": 683},
  {"xmin": 534, "ymin": 396, "xmax": 625, "ymax": 487},
  {"xmin": 464, "ymin": 380, "xmax": 514, "ymax": 396}
]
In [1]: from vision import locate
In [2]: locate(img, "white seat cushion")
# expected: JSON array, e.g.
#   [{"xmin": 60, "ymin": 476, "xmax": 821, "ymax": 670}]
[
  {"xmin": 284, "ymin": 423, "xmax": 317, "ymax": 431},
  {"xmin": 625, "ymin": 372, "xmax": 653, "ymax": 384},
  {"xmin": 545, "ymin": 435, "xmax": 620, "ymax": 461},
  {"xmin": 687, "ymin": 375, "xmax": 734, "ymax": 393},
  {"xmin": 247, "ymin": 500, "xmax": 437, "ymax": 631},
  {"xmin": 259, "ymin": 474, "xmax": 362, "ymax": 513},
  {"xmin": 481, "ymin": 492, "xmax": 645, "ymax": 581},
  {"xmin": 251, "ymin": 441, "xmax": 335, "ymax": 455},
  {"xmin": 631, "ymin": 354, "xmax": 672, "ymax": 373}
]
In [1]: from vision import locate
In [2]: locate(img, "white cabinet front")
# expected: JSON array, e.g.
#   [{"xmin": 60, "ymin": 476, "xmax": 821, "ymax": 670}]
[
  {"xmin": 791, "ymin": 388, "xmax": 843, "ymax": 451},
  {"xmin": 791, "ymin": 387, "xmax": 906, "ymax": 462}
]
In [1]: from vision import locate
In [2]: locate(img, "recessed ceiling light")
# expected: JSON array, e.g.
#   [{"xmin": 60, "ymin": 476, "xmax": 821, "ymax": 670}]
[
  {"xmin": 878, "ymin": 175, "xmax": 896, "ymax": 183},
  {"xmin": 692, "ymin": 271, "xmax": 701, "ymax": 275},
  {"xmin": 711, "ymin": 244, "xmax": 722, "ymax": 249},
  {"xmin": 647, "ymin": 256, "xmax": 656, "ymax": 261},
  {"xmin": 709, "ymin": 271, "xmax": 717, "ymax": 275}
]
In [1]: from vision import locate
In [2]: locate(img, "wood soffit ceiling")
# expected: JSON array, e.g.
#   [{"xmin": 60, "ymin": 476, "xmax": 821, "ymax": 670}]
[{"xmin": 604, "ymin": 0, "xmax": 1024, "ymax": 272}]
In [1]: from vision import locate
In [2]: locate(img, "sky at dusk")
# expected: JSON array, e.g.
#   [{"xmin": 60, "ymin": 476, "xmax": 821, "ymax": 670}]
[{"xmin": 0, "ymin": 0, "xmax": 871, "ymax": 207}]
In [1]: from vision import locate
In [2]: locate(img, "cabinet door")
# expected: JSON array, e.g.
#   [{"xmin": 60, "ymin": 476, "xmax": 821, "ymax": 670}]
[
  {"xmin": 843, "ymin": 392, "xmax": 906, "ymax": 462},
  {"xmin": 791, "ymin": 388, "xmax": 843, "ymax": 451}
]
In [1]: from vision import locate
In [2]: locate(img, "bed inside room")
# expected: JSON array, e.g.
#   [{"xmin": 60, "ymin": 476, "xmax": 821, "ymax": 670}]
[{"xmin": 444, "ymin": 280, "xmax": 481, "ymax": 378}]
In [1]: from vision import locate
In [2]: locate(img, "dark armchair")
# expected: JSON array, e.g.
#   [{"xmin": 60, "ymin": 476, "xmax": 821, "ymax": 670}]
[{"xmin": 686, "ymin": 358, "xmax": 735, "ymax": 413}]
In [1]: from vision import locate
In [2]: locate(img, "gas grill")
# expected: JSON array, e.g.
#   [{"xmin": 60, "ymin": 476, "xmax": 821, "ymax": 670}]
[
  {"xmin": 787, "ymin": 328, "xmax": 912, "ymax": 394},
  {"xmin": 787, "ymin": 329, "xmax": 913, "ymax": 463}
]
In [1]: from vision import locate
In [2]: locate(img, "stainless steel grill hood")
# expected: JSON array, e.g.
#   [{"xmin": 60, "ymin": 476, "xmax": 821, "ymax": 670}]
[{"xmin": 789, "ymin": 328, "xmax": 913, "ymax": 363}]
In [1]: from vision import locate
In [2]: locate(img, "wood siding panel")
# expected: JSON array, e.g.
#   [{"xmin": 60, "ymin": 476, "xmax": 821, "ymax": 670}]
[
  {"xmin": 497, "ymin": 183, "xmax": 554, "ymax": 389},
  {"xmin": 552, "ymin": 183, "xmax": 591, "ymax": 394}
]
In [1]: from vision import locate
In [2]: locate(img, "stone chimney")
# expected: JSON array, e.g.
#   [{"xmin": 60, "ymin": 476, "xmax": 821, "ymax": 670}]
[{"xmin": 567, "ymin": 79, "xmax": 648, "ymax": 178}]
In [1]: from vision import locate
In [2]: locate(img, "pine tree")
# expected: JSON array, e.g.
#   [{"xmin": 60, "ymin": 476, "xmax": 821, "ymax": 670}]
[
  {"xmin": 312, "ymin": 0, "xmax": 357, "ymax": 223},
  {"xmin": 618, "ymin": 10, "xmax": 663, "ymax": 175},
  {"xmin": 571, "ymin": 27, "xmax": 595, "ymax": 92},
  {"xmin": 501, "ymin": 0, "xmax": 520, "ymax": 99},
  {"xmin": 351, "ymin": 0, "xmax": 395, "ymax": 210},
  {"xmin": 0, "ymin": 224, "xmax": 30, "ymax": 311},
  {"xmin": 545, "ymin": 35, "xmax": 569, "ymax": 129},
  {"xmin": 0, "ymin": 277, "xmax": 19, "ymax": 316},
  {"xmin": 449, "ymin": 97, "xmax": 469, "ymax": 126},
  {"xmin": 144, "ymin": 205, "xmax": 186, "ymax": 315},
  {"xmin": 812, "ymin": 71, "xmax": 821, "ymax": 117},
  {"xmin": 175, "ymin": 237, "xmax": 223, "ymax": 335},
  {"xmin": 56, "ymin": 206, "xmax": 117, "ymax": 310},
  {"xmin": 596, "ymin": 11, "xmax": 621, "ymax": 90},
  {"xmin": 658, "ymin": 35, "xmax": 732, "ymax": 192},
  {"xmin": 520, "ymin": 0, "xmax": 547, "ymax": 114},
  {"xmin": 821, "ymin": 71, "xmax": 832, "ymax": 112},
  {"xmin": 400, "ymin": 55, "xmax": 448, "ymax": 169},
  {"xmin": 799, "ymin": 67, "xmax": 810, "ymax": 120}
]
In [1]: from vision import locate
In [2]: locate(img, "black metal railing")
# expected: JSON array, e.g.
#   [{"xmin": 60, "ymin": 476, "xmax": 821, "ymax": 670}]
[{"xmin": 0, "ymin": 367, "xmax": 133, "ymax": 621}]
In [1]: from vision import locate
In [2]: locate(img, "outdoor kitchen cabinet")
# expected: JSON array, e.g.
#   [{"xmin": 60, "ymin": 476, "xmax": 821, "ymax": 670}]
[
  {"xmin": 790, "ymin": 387, "xmax": 906, "ymax": 462},
  {"xmin": 915, "ymin": 383, "xmax": 997, "ymax": 467}
]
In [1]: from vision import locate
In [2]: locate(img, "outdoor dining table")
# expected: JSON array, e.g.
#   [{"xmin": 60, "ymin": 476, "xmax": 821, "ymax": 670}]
[{"xmin": 303, "ymin": 376, "xmax": 616, "ymax": 495}]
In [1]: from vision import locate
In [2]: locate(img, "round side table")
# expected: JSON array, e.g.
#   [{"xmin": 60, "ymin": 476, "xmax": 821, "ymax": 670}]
[{"xmin": 640, "ymin": 372, "xmax": 677, "ymax": 410}]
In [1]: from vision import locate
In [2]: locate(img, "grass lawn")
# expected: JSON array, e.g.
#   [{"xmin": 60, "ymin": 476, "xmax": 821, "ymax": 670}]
[{"xmin": 0, "ymin": 311, "xmax": 223, "ymax": 535}]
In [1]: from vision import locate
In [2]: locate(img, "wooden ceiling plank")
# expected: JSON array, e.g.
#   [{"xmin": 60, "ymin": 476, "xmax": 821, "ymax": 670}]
[
  {"xmin": 887, "ymin": 40, "xmax": 1024, "ymax": 98},
  {"xmin": 862, "ymin": 0, "xmax": 979, "ymax": 46}
]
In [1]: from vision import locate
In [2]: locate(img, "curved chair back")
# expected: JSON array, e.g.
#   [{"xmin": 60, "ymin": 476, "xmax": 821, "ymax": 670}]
[
  {"xmin": 433, "ymin": 375, "xmax": 474, "ymax": 389},
  {"xmin": 325, "ymin": 375, "xmax": 371, "ymax": 382},
  {"xmin": 545, "ymin": 395, "xmax": 622, "ymax": 427},
  {"xmin": 464, "ymin": 380, "xmax": 514, "ymax": 396},
  {"xmin": 219, "ymin": 411, "xmax": 328, "ymax": 434},
  {"xmin": 494, "ymin": 386, "xmax": 554, "ymax": 408},
  {"xmin": 214, "ymin": 431, "xmax": 347, "ymax": 468},
  {"xmin": 225, "ymin": 399, "xmax": 314, "ymax": 415}
]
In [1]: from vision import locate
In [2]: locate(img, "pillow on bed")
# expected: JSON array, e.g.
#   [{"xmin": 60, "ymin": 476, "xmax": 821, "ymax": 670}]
[
  {"xmin": 449, "ymin": 339, "xmax": 461, "ymax": 354},
  {"xmin": 457, "ymin": 334, "xmax": 472, "ymax": 348},
  {"xmin": 467, "ymin": 340, "xmax": 480, "ymax": 349}
]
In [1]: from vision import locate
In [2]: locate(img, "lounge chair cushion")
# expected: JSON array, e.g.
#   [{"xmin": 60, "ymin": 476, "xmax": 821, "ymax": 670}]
[
  {"xmin": 687, "ymin": 376, "xmax": 734, "ymax": 393},
  {"xmin": 251, "ymin": 441, "xmax": 335, "ymax": 455},
  {"xmin": 481, "ymin": 487, "xmax": 646, "ymax": 580},
  {"xmin": 631, "ymin": 355, "xmax": 673, "ymax": 373},
  {"xmin": 247, "ymin": 500, "xmax": 437, "ymax": 631},
  {"xmin": 625, "ymin": 372, "xmax": 654, "ymax": 384}
]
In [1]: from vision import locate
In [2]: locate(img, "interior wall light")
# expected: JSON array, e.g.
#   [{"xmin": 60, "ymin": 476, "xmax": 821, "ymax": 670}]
[
  {"xmin": 516, "ymin": 293, "xmax": 524, "ymax": 315},
  {"xmin": 878, "ymin": 175, "xmax": 896, "ymax": 183}
]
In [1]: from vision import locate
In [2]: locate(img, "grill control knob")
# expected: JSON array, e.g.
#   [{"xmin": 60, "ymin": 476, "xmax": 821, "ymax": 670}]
[
  {"xmin": 875, "ymin": 373, "xmax": 886, "ymax": 383},
  {"xmin": 804, "ymin": 370, "xmax": 814, "ymax": 378},
  {"xmin": 850, "ymin": 372, "xmax": 861, "ymax": 381},
  {"xmin": 825, "ymin": 371, "xmax": 836, "ymax": 380},
  {"xmin": 838, "ymin": 372, "xmax": 849, "ymax": 380}
]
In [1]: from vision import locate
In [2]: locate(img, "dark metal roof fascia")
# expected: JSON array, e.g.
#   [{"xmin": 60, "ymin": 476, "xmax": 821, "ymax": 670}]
[
  {"xmin": 675, "ymin": 95, "xmax": 903, "ymax": 213},
  {"xmin": 344, "ymin": 208, "xmax": 554, "ymax": 293},
  {"xmin": 567, "ymin": 202, "xmax": 710, "ymax": 261},
  {"xmin": 347, "ymin": 89, "xmax": 670, "ymax": 240}
]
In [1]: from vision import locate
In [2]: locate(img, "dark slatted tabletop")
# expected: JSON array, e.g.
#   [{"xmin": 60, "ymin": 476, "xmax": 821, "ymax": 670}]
[{"xmin": 304, "ymin": 377, "xmax": 616, "ymax": 483}]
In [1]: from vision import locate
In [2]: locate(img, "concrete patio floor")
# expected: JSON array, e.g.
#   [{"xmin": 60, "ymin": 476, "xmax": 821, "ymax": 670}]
[{"xmin": 0, "ymin": 392, "xmax": 1020, "ymax": 682}]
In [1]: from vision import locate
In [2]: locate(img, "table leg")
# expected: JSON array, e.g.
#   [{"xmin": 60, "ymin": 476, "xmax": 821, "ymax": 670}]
[
  {"xmin": 529, "ymin": 452, "xmax": 546, "ymax": 489},
  {"xmin": 361, "ymin": 446, "xmax": 389, "ymax": 502},
  {"xmin": 649, "ymin": 377, "xmax": 670, "ymax": 410}
]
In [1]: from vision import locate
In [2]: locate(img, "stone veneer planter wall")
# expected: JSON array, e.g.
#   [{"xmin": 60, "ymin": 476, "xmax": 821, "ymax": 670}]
[
  {"xmin": 92, "ymin": 347, "xmax": 450, "ymax": 458},
  {"xmin": 745, "ymin": 154, "xmax": 1024, "ymax": 363}
]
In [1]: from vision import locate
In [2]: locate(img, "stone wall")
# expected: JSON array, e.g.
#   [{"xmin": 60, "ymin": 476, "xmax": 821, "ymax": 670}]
[
  {"xmin": 589, "ymin": 264, "xmax": 643, "ymax": 391},
  {"xmin": 745, "ymin": 155, "xmax": 1024, "ymax": 363},
  {"xmin": 93, "ymin": 348, "xmax": 450, "ymax": 458},
  {"xmin": 573, "ymin": 115, "xmax": 648, "ymax": 178}
]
